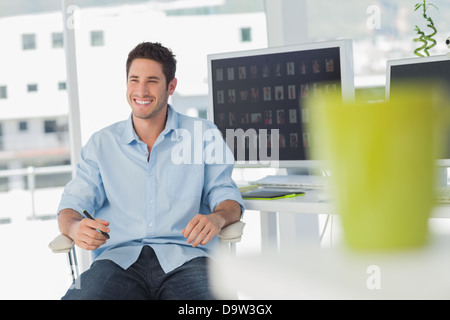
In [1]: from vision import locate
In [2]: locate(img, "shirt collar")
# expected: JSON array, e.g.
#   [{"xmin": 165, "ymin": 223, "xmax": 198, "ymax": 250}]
[
  {"xmin": 162, "ymin": 104, "xmax": 179, "ymax": 138},
  {"xmin": 120, "ymin": 104, "xmax": 179, "ymax": 144}
]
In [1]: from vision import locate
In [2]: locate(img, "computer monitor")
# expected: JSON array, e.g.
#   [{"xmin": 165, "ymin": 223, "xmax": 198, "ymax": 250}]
[
  {"xmin": 386, "ymin": 55, "xmax": 450, "ymax": 168},
  {"xmin": 207, "ymin": 40, "xmax": 355, "ymax": 169}
]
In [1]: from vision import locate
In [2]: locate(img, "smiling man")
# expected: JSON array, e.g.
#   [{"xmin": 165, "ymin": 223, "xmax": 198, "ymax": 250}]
[{"xmin": 57, "ymin": 42, "xmax": 244, "ymax": 300}]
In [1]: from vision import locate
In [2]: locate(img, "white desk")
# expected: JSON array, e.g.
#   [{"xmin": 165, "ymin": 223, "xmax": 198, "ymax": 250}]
[
  {"xmin": 244, "ymin": 189, "xmax": 450, "ymax": 252},
  {"xmin": 211, "ymin": 235, "xmax": 450, "ymax": 299}
]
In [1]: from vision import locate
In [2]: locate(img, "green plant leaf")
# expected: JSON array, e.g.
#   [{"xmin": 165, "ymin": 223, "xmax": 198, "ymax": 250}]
[{"xmin": 428, "ymin": 4, "xmax": 439, "ymax": 11}]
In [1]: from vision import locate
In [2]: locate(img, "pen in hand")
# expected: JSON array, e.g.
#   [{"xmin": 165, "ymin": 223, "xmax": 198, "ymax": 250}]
[{"xmin": 82, "ymin": 210, "xmax": 110, "ymax": 239}]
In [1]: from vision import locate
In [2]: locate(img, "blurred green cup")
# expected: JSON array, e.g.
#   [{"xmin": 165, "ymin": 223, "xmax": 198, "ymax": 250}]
[{"xmin": 309, "ymin": 86, "xmax": 446, "ymax": 250}]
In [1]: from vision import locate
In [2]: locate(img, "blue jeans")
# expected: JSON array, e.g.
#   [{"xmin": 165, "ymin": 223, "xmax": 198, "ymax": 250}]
[{"xmin": 62, "ymin": 245, "xmax": 216, "ymax": 300}]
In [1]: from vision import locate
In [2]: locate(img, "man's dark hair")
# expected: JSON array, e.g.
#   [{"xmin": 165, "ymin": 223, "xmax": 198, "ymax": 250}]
[{"xmin": 126, "ymin": 42, "xmax": 177, "ymax": 88}]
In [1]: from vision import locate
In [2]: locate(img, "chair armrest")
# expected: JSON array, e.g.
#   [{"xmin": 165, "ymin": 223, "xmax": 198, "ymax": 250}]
[
  {"xmin": 49, "ymin": 234, "xmax": 74, "ymax": 253},
  {"xmin": 218, "ymin": 221, "xmax": 245, "ymax": 243}
]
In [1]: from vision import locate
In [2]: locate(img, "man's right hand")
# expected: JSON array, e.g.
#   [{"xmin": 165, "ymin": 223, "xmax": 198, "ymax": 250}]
[
  {"xmin": 72, "ymin": 217, "xmax": 110, "ymax": 250},
  {"xmin": 58, "ymin": 209, "xmax": 110, "ymax": 250}
]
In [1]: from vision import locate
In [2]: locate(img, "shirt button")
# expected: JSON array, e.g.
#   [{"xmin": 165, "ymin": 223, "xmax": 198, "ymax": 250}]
[{"xmin": 148, "ymin": 223, "xmax": 153, "ymax": 227}]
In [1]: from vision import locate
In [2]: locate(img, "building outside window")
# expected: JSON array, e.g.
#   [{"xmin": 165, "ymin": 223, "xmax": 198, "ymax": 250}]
[{"xmin": 22, "ymin": 33, "xmax": 36, "ymax": 50}]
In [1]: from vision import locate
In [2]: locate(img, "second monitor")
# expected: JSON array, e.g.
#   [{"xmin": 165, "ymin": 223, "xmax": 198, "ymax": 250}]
[
  {"xmin": 386, "ymin": 55, "xmax": 450, "ymax": 166},
  {"xmin": 207, "ymin": 40, "xmax": 355, "ymax": 169}
]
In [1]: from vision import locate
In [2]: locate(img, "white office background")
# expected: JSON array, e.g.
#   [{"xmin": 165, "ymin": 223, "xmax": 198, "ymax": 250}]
[{"xmin": 1, "ymin": 0, "xmax": 450, "ymax": 299}]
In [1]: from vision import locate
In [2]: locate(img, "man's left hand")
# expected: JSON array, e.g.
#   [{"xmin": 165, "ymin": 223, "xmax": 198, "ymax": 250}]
[{"xmin": 182, "ymin": 213, "xmax": 225, "ymax": 247}]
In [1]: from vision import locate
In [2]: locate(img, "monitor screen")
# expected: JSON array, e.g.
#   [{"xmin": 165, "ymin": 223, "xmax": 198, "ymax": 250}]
[
  {"xmin": 207, "ymin": 40, "xmax": 355, "ymax": 168},
  {"xmin": 386, "ymin": 55, "xmax": 450, "ymax": 166}
]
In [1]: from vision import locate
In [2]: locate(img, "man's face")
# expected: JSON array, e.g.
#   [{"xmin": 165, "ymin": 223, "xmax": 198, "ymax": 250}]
[{"xmin": 126, "ymin": 58, "xmax": 177, "ymax": 120}]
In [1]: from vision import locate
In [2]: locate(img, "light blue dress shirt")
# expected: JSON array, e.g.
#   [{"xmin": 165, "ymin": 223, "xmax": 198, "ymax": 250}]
[{"xmin": 58, "ymin": 105, "xmax": 244, "ymax": 273}]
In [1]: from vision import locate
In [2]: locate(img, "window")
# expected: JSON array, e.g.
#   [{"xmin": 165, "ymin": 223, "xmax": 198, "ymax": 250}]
[
  {"xmin": 0, "ymin": 86, "xmax": 7, "ymax": 99},
  {"xmin": 27, "ymin": 84, "xmax": 38, "ymax": 93},
  {"xmin": 305, "ymin": 0, "xmax": 450, "ymax": 92},
  {"xmin": 198, "ymin": 110, "xmax": 208, "ymax": 119},
  {"xmin": 52, "ymin": 32, "xmax": 64, "ymax": 48},
  {"xmin": 44, "ymin": 120, "xmax": 57, "ymax": 133},
  {"xmin": 0, "ymin": 123, "xmax": 3, "ymax": 151},
  {"xmin": 22, "ymin": 33, "xmax": 36, "ymax": 50},
  {"xmin": 90, "ymin": 30, "xmax": 104, "ymax": 46},
  {"xmin": 58, "ymin": 81, "xmax": 66, "ymax": 91},
  {"xmin": 18, "ymin": 121, "xmax": 28, "ymax": 132},
  {"xmin": 240, "ymin": 27, "xmax": 252, "ymax": 42}
]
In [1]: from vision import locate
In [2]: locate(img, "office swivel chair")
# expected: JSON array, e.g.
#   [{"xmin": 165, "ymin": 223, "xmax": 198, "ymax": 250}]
[{"xmin": 49, "ymin": 220, "xmax": 246, "ymax": 283}]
